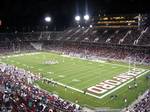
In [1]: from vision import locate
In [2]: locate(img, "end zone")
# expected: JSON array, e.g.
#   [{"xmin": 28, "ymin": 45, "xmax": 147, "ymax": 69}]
[{"xmin": 42, "ymin": 69, "xmax": 149, "ymax": 99}]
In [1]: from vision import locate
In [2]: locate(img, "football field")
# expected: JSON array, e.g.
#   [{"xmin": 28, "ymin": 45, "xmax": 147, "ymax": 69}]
[{"xmin": 0, "ymin": 52, "xmax": 150, "ymax": 109}]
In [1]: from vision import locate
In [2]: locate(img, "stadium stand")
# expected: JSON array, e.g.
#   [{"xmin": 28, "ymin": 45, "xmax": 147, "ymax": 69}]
[
  {"xmin": 0, "ymin": 64, "xmax": 81, "ymax": 112},
  {"xmin": 0, "ymin": 14, "xmax": 150, "ymax": 112},
  {"xmin": 133, "ymin": 90, "xmax": 150, "ymax": 112},
  {"xmin": 0, "ymin": 26, "xmax": 150, "ymax": 65},
  {"xmin": 125, "ymin": 90, "xmax": 150, "ymax": 112}
]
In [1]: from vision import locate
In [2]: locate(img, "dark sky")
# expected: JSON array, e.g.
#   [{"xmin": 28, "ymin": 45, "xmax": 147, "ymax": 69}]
[{"xmin": 0, "ymin": 0, "xmax": 150, "ymax": 28}]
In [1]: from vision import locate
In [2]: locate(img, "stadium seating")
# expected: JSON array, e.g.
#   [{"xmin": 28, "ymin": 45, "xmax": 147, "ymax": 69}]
[
  {"xmin": 137, "ymin": 27, "xmax": 150, "ymax": 46},
  {"xmin": 0, "ymin": 26, "xmax": 150, "ymax": 45},
  {"xmin": 127, "ymin": 90, "xmax": 150, "ymax": 112},
  {"xmin": 0, "ymin": 64, "xmax": 81, "ymax": 112},
  {"xmin": 0, "ymin": 29, "xmax": 150, "ymax": 65},
  {"xmin": 0, "ymin": 25, "xmax": 150, "ymax": 111}
]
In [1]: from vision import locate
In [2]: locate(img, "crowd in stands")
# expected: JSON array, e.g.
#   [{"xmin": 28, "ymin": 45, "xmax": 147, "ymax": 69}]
[
  {"xmin": 0, "ymin": 26, "xmax": 150, "ymax": 112},
  {"xmin": 126, "ymin": 90, "xmax": 150, "ymax": 112},
  {"xmin": 0, "ymin": 38, "xmax": 149, "ymax": 66},
  {"xmin": 43, "ymin": 44, "xmax": 150, "ymax": 65},
  {"xmin": 0, "ymin": 26, "xmax": 150, "ymax": 46},
  {"xmin": 133, "ymin": 90, "xmax": 150, "ymax": 112},
  {"xmin": 0, "ymin": 64, "xmax": 81, "ymax": 112}
]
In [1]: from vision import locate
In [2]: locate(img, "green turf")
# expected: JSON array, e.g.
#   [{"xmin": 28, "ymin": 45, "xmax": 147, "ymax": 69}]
[
  {"xmin": 0, "ymin": 52, "xmax": 150, "ymax": 109},
  {"xmin": 1, "ymin": 52, "xmax": 129, "ymax": 90}
]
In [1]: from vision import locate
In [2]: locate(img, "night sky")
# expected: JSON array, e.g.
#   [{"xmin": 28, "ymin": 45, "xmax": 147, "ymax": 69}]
[{"xmin": 0, "ymin": 0, "xmax": 150, "ymax": 28}]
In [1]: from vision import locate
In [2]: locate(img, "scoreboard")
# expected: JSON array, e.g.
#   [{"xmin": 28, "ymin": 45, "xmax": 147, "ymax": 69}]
[{"xmin": 95, "ymin": 14, "xmax": 139, "ymax": 28}]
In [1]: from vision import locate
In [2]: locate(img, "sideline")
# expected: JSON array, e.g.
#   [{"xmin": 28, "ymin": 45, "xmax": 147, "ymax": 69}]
[
  {"xmin": 1, "ymin": 53, "xmax": 149, "ymax": 99},
  {"xmin": 43, "ymin": 70, "xmax": 149, "ymax": 99}
]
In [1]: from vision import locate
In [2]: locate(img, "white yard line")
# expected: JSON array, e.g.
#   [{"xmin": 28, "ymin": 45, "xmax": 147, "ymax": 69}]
[
  {"xmin": 0, "ymin": 52, "xmax": 41, "ymax": 59},
  {"xmin": 43, "ymin": 70, "xmax": 149, "ymax": 99},
  {"xmin": 43, "ymin": 77, "xmax": 84, "ymax": 93},
  {"xmin": 61, "ymin": 54, "xmax": 134, "ymax": 69},
  {"xmin": 1, "ymin": 52, "xmax": 148, "ymax": 71},
  {"xmin": 41, "ymin": 80, "xmax": 100, "ymax": 100},
  {"xmin": 99, "ymin": 70, "xmax": 150, "ymax": 99},
  {"xmin": 1, "ymin": 52, "xmax": 149, "ymax": 99}
]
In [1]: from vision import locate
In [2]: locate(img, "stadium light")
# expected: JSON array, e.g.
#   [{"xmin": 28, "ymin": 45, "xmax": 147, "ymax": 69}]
[
  {"xmin": 75, "ymin": 16, "xmax": 81, "ymax": 22},
  {"xmin": 84, "ymin": 14, "xmax": 90, "ymax": 21},
  {"xmin": 45, "ymin": 16, "xmax": 51, "ymax": 22}
]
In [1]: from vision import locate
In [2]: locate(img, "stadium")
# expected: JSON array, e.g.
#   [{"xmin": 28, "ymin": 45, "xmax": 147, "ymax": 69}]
[{"xmin": 0, "ymin": 0, "xmax": 150, "ymax": 112}]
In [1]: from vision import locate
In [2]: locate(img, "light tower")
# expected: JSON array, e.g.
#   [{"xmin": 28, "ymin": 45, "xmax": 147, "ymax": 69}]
[
  {"xmin": 84, "ymin": 14, "xmax": 90, "ymax": 21},
  {"xmin": 45, "ymin": 16, "xmax": 51, "ymax": 23},
  {"xmin": 44, "ymin": 16, "xmax": 52, "ymax": 31},
  {"xmin": 75, "ymin": 15, "xmax": 81, "ymax": 22}
]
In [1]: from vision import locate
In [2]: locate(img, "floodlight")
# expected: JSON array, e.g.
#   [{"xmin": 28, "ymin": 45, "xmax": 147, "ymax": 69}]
[
  {"xmin": 90, "ymin": 25, "xmax": 93, "ymax": 28},
  {"xmin": 84, "ymin": 14, "xmax": 90, "ymax": 21},
  {"xmin": 75, "ymin": 16, "xmax": 81, "ymax": 21},
  {"xmin": 45, "ymin": 16, "xmax": 51, "ymax": 22}
]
